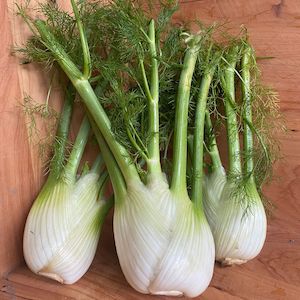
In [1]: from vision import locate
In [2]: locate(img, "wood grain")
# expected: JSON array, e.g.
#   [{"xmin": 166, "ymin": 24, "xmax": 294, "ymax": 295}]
[
  {"xmin": 1, "ymin": 0, "xmax": 300, "ymax": 299},
  {"xmin": 0, "ymin": 0, "xmax": 38, "ymax": 277}
]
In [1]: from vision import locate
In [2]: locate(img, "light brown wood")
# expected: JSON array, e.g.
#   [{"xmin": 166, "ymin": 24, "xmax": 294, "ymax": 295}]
[
  {"xmin": 1, "ymin": 0, "xmax": 300, "ymax": 299},
  {"xmin": 0, "ymin": 0, "xmax": 38, "ymax": 277}
]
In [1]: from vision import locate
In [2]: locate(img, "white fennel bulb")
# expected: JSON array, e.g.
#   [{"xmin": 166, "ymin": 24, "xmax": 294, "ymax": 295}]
[
  {"xmin": 213, "ymin": 181, "xmax": 267, "ymax": 265},
  {"xmin": 114, "ymin": 175, "xmax": 215, "ymax": 298},
  {"xmin": 203, "ymin": 166, "xmax": 226, "ymax": 233},
  {"xmin": 23, "ymin": 172, "xmax": 110, "ymax": 284}
]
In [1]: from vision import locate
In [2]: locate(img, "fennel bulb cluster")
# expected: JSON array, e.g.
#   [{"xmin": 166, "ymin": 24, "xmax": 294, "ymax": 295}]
[{"xmin": 18, "ymin": 0, "xmax": 280, "ymax": 297}]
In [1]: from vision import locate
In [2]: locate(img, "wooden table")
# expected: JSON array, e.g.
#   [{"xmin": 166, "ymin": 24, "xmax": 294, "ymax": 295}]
[{"xmin": 1, "ymin": 0, "xmax": 300, "ymax": 299}]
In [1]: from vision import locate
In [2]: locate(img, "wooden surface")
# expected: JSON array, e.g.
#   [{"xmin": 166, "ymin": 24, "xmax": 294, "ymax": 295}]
[
  {"xmin": 1, "ymin": 0, "xmax": 300, "ymax": 299},
  {"xmin": 0, "ymin": 0, "xmax": 42, "ymax": 278}
]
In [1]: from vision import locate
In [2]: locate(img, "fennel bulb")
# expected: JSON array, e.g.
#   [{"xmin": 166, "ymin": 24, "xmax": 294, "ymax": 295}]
[
  {"xmin": 214, "ymin": 180, "xmax": 266, "ymax": 265},
  {"xmin": 114, "ymin": 176, "xmax": 214, "ymax": 297},
  {"xmin": 23, "ymin": 172, "xmax": 110, "ymax": 283}
]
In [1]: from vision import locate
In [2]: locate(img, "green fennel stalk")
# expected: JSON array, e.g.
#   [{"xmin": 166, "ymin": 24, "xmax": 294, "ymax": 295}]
[
  {"xmin": 221, "ymin": 46, "xmax": 242, "ymax": 175},
  {"xmin": 191, "ymin": 66, "xmax": 217, "ymax": 210},
  {"xmin": 171, "ymin": 36, "xmax": 201, "ymax": 195},
  {"xmin": 241, "ymin": 45, "xmax": 255, "ymax": 180},
  {"xmin": 205, "ymin": 110, "xmax": 222, "ymax": 171}
]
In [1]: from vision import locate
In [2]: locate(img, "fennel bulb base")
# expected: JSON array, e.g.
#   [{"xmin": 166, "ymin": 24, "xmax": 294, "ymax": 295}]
[
  {"xmin": 151, "ymin": 290, "xmax": 183, "ymax": 296},
  {"xmin": 38, "ymin": 271, "xmax": 64, "ymax": 284},
  {"xmin": 217, "ymin": 257, "xmax": 248, "ymax": 266}
]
